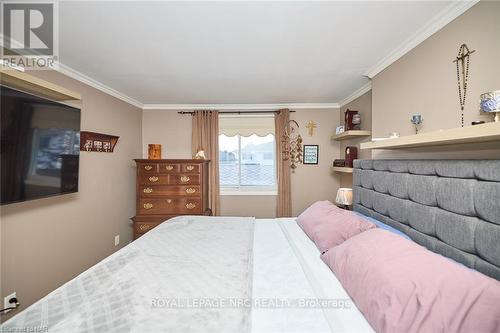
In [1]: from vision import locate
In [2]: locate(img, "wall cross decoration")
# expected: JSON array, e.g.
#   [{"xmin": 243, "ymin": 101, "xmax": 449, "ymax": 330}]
[
  {"xmin": 305, "ymin": 120, "xmax": 317, "ymax": 136},
  {"xmin": 453, "ymin": 43, "xmax": 475, "ymax": 127}
]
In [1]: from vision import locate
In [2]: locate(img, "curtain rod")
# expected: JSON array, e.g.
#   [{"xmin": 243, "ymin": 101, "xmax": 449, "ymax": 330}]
[{"xmin": 177, "ymin": 110, "xmax": 295, "ymax": 115}]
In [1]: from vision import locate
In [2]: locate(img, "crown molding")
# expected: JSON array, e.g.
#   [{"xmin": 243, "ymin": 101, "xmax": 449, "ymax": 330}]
[
  {"xmin": 142, "ymin": 103, "xmax": 340, "ymax": 111},
  {"xmin": 1, "ymin": 33, "xmax": 143, "ymax": 108},
  {"xmin": 56, "ymin": 62, "xmax": 144, "ymax": 109},
  {"xmin": 339, "ymin": 82, "xmax": 372, "ymax": 107},
  {"xmin": 364, "ymin": 0, "xmax": 479, "ymax": 79}
]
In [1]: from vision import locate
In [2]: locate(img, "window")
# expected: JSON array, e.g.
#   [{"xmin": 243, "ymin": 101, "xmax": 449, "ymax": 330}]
[{"xmin": 219, "ymin": 115, "xmax": 276, "ymax": 193}]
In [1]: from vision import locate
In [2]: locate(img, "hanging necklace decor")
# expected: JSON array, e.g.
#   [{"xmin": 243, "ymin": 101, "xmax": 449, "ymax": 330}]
[
  {"xmin": 453, "ymin": 44, "xmax": 475, "ymax": 127},
  {"xmin": 281, "ymin": 120, "xmax": 303, "ymax": 172}
]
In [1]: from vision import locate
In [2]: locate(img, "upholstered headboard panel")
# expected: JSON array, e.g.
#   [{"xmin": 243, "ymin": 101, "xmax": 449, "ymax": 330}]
[{"xmin": 353, "ymin": 159, "xmax": 500, "ymax": 281}]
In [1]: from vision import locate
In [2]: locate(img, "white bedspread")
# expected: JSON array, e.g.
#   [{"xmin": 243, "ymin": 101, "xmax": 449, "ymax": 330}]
[
  {"xmin": 2, "ymin": 216, "xmax": 373, "ymax": 333},
  {"xmin": 2, "ymin": 216, "xmax": 255, "ymax": 332}
]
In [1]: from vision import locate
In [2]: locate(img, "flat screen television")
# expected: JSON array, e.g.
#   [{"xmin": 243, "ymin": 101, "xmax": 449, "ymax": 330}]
[{"xmin": 1, "ymin": 85, "xmax": 81, "ymax": 205}]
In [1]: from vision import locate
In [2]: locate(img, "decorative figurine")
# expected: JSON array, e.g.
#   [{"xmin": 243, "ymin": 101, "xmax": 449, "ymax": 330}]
[
  {"xmin": 410, "ymin": 114, "xmax": 423, "ymax": 134},
  {"xmin": 193, "ymin": 150, "xmax": 206, "ymax": 159}
]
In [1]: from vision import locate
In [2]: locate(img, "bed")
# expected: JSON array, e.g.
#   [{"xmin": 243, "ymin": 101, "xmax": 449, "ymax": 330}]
[
  {"xmin": 2, "ymin": 159, "xmax": 499, "ymax": 333},
  {"xmin": 0, "ymin": 216, "xmax": 374, "ymax": 332}
]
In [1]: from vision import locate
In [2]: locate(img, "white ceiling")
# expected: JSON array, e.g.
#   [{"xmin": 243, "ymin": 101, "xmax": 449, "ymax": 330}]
[{"xmin": 57, "ymin": 1, "xmax": 470, "ymax": 106}]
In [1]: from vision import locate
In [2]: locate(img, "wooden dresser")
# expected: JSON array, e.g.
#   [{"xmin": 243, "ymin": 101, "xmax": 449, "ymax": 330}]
[{"xmin": 132, "ymin": 159, "xmax": 211, "ymax": 239}]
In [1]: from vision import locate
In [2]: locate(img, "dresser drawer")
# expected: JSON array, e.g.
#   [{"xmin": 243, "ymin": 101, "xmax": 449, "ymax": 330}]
[
  {"xmin": 139, "ymin": 174, "xmax": 169, "ymax": 185},
  {"xmin": 181, "ymin": 163, "xmax": 201, "ymax": 173},
  {"xmin": 139, "ymin": 198, "xmax": 202, "ymax": 214},
  {"xmin": 139, "ymin": 185, "xmax": 201, "ymax": 197},
  {"xmin": 134, "ymin": 221, "xmax": 162, "ymax": 234},
  {"xmin": 159, "ymin": 163, "xmax": 181, "ymax": 173},
  {"xmin": 138, "ymin": 163, "xmax": 158, "ymax": 173},
  {"xmin": 169, "ymin": 174, "xmax": 200, "ymax": 185}
]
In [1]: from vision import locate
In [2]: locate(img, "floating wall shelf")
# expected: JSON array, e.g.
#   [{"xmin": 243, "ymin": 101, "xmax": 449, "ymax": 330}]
[
  {"xmin": 80, "ymin": 131, "xmax": 119, "ymax": 152},
  {"xmin": 331, "ymin": 130, "xmax": 371, "ymax": 141},
  {"xmin": 1, "ymin": 68, "xmax": 81, "ymax": 101},
  {"xmin": 360, "ymin": 122, "xmax": 500, "ymax": 150},
  {"xmin": 331, "ymin": 166, "xmax": 353, "ymax": 173}
]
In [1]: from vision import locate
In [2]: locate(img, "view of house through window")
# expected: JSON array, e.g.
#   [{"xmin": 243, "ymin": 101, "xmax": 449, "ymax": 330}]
[{"xmin": 219, "ymin": 129, "xmax": 276, "ymax": 190}]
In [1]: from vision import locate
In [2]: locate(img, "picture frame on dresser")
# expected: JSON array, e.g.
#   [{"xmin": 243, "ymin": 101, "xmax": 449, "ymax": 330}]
[{"xmin": 132, "ymin": 159, "xmax": 211, "ymax": 239}]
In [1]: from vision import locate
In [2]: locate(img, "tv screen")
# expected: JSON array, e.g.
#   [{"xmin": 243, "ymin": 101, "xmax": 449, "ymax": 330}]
[{"xmin": 1, "ymin": 85, "xmax": 81, "ymax": 205}]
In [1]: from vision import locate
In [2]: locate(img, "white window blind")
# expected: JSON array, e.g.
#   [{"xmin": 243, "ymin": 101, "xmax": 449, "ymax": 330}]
[{"xmin": 219, "ymin": 115, "xmax": 274, "ymax": 137}]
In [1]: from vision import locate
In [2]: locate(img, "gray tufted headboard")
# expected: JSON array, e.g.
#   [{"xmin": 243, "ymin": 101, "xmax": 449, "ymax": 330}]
[{"xmin": 353, "ymin": 159, "xmax": 500, "ymax": 281}]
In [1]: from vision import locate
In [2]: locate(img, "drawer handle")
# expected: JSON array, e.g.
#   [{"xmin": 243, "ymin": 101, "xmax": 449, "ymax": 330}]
[
  {"xmin": 186, "ymin": 165, "xmax": 195, "ymax": 171},
  {"xmin": 149, "ymin": 176, "xmax": 159, "ymax": 182},
  {"xmin": 167, "ymin": 199, "xmax": 172, "ymax": 204},
  {"xmin": 165, "ymin": 165, "xmax": 174, "ymax": 171},
  {"xmin": 186, "ymin": 203, "xmax": 196, "ymax": 210},
  {"xmin": 143, "ymin": 188, "xmax": 153, "ymax": 194},
  {"xmin": 139, "ymin": 224, "xmax": 152, "ymax": 231},
  {"xmin": 186, "ymin": 188, "xmax": 196, "ymax": 194},
  {"xmin": 143, "ymin": 203, "xmax": 153, "ymax": 209},
  {"xmin": 180, "ymin": 176, "xmax": 190, "ymax": 182},
  {"xmin": 144, "ymin": 165, "xmax": 153, "ymax": 171}
]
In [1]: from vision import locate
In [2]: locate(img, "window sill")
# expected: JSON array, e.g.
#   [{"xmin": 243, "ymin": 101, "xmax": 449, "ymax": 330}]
[{"xmin": 220, "ymin": 190, "xmax": 277, "ymax": 196}]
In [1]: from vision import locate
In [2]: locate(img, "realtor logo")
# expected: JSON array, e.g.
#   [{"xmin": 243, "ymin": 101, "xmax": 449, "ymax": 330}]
[{"xmin": 1, "ymin": 1, "xmax": 58, "ymax": 69}]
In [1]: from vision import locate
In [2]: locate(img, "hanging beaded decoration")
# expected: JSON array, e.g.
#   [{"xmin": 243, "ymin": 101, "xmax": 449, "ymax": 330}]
[
  {"xmin": 281, "ymin": 120, "xmax": 303, "ymax": 172},
  {"xmin": 453, "ymin": 44, "xmax": 475, "ymax": 127}
]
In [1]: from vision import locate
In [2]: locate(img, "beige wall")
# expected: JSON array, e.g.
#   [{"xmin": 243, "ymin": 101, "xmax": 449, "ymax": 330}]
[
  {"xmin": 142, "ymin": 111, "xmax": 193, "ymax": 159},
  {"xmin": 371, "ymin": 1, "xmax": 500, "ymax": 159},
  {"xmin": 142, "ymin": 108, "xmax": 341, "ymax": 217},
  {"xmin": 290, "ymin": 109, "xmax": 340, "ymax": 215},
  {"xmin": 0, "ymin": 70, "xmax": 142, "ymax": 320},
  {"xmin": 339, "ymin": 90, "xmax": 372, "ymax": 187}
]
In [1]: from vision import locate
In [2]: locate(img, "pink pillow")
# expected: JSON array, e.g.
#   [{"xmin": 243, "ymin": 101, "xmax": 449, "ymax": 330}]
[
  {"xmin": 297, "ymin": 200, "xmax": 375, "ymax": 252},
  {"xmin": 296, "ymin": 200, "xmax": 346, "ymax": 239},
  {"xmin": 321, "ymin": 229, "xmax": 500, "ymax": 333},
  {"xmin": 311, "ymin": 212, "xmax": 375, "ymax": 253}
]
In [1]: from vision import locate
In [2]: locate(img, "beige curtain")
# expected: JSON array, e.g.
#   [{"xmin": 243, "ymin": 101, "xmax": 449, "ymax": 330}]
[
  {"xmin": 275, "ymin": 109, "xmax": 292, "ymax": 217},
  {"xmin": 192, "ymin": 110, "xmax": 220, "ymax": 215}
]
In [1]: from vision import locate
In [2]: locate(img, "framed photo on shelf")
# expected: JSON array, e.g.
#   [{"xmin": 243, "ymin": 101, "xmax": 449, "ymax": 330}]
[{"xmin": 303, "ymin": 145, "xmax": 319, "ymax": 165}]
